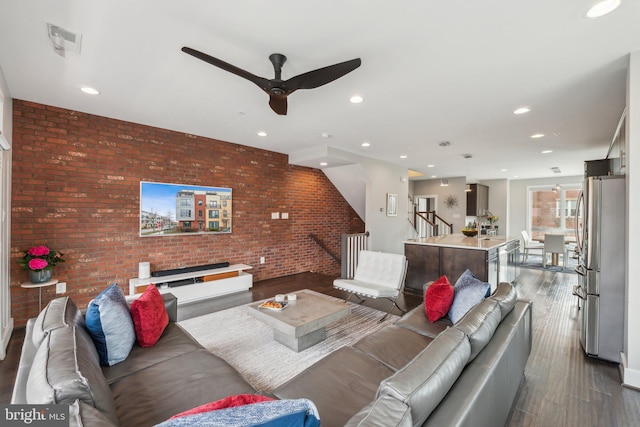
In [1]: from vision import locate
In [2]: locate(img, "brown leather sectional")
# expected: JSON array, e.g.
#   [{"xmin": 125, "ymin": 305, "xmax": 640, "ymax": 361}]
[{"xmin": 12, "ymin": 283, "xmax": 531, "ymax": 426}]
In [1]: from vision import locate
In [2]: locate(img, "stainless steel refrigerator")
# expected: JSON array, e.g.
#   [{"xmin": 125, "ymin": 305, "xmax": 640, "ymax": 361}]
[{"xmin": 574, "ymin": 174, "xmax": 625, "ymax": 362}]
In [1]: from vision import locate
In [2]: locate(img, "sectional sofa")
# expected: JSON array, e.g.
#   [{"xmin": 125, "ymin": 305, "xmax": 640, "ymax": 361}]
[{"xmin": 12, "ymin": 282, "xmax": 531, "ymax": 426}]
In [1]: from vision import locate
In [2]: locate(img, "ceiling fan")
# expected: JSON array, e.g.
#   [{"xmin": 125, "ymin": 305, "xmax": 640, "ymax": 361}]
[{"xmin": 181, "ymin": 47, "xmax": 361, "ymax": 115}]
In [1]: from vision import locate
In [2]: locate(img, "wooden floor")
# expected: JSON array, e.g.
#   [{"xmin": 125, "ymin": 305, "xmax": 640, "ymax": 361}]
[{"xmin": 2, "ymin": 269, "xmax": 639, "ymax": 425}]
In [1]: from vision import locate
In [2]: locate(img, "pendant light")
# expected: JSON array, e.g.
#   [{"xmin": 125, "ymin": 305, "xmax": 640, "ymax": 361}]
[{"xmin": 463, "ymin": 154, "xmax": 473, "ymax": 191}]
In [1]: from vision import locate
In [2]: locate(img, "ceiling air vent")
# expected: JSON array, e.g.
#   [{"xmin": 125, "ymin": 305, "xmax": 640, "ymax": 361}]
[
  {"xmin": 551, "ymin": 166, "xmax": 561, "ymax": 174},
  {"xmin": 47, "ymin": 23, "xmax": 82, "ymax": 57}
]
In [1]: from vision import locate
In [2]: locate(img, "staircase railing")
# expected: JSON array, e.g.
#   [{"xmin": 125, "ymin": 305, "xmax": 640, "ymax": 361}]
[
  {"xmin": 308, "ymin": 233, "xmax": 341, "ymax": 265},
  {"xmin": 341, "ymin": 231, "xmax": 369, "ymax": 278},
  {"xmin": 414, "ymin": 210, "xmax": 453, "ymax": 238}
]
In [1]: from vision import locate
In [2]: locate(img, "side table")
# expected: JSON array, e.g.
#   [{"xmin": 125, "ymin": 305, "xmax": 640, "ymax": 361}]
[{"xmin": 21, "ymin": 279, "xmax": 58, "ymax": 311}]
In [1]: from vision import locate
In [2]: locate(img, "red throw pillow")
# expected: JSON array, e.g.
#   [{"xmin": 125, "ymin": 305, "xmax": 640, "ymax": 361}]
[
  {"xmin": 130, "ymin": 284, "xmax": 169, "ymax": 347},
  {"xmin": 170, "ymin": 394, "xmax": 275, "ymax": 419},
  {"xmin": 424, "ymin": 275, "xmax": 455, "ymax": 322}
]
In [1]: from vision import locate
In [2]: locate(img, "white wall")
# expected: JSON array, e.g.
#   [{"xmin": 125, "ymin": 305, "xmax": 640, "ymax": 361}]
[
  {"xmin": 412, "ymin": 177, "xmax": 467, "ymax": 233},
  {"xmin": 622, "ymin": 51, "xmax": 640, "ymax": 389},
  {"xmin": 321, "ymin": 150, "xmax": 411, "ymax": 255}
]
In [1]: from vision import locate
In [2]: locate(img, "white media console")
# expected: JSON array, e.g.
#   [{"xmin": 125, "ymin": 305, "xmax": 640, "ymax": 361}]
[{"xmin": 128, "ymin": 263, "xmax": 253, "ymax": 304}]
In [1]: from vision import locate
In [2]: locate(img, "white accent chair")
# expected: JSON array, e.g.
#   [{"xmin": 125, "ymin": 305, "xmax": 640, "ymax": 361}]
[
  {"xmin": 542, "ymin": 234, "xmax": 568, "ymax": 268},
  {"xmin": 333, "ymin": 250, "xmax": 408, "ymax": 321},
  {"xmin": 520, "ymin": 230, "xmax": 544, "ymax": 262}
]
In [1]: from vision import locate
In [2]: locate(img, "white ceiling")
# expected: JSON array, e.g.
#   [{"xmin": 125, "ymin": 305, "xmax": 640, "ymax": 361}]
[{"xmin": 1, "ymin": 1, "xmax": 639, "ymax": 182}]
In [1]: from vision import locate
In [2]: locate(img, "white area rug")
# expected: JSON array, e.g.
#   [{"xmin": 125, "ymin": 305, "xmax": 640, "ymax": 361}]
[{"xmin": 178, "ymin": 290, "xmax": 398, "ymax": 392}]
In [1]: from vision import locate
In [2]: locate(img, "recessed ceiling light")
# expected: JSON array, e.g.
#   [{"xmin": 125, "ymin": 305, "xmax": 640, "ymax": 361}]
[
  {"xmin": 431, "ymin": 175, "xmax": 437, "ymax": 178},
  {"xmin": 400, "ymin": 155, "xmax": 407, "ymax": 159},
  {"xmin": 427, "ymin": 164, "xmax": 434, "ymax": 168},
  {"xmin": 513, "ymin": 107, "xmax": 530, "ymax": 115},
  {"xmin": 587, "ymin": 0, "xmax": 621, "ymax": 18},
  {"xmin": 349, "ymin": 95, "xmax": 364, "ymax": 104},
  {"xmin": 500, "ymin": 169, "xmax": 508, "ymax": 172},
  {"xmin": 80, "ymin": 86, "xmax": 100, "ymax": 95},
  {"xmin": 257, "ymin": 131, "xmax": 267, "ymax": 137},
  {"xmin": 542, "ymin": 150, "xmax": 553, "ymax": 154},
  {"xmin": 361, "ymin": 142, "xmax": 370, "ymax": 147},
  {"xmin": 531, "ymin": 133, "xmax": 545, "ymax": 139},
  {"xmin": 321, "ymin": 132, "xmax": 332, "ymax": 139},
  {"xmin": 320, "ymin": 162, "xmax": 328, "ymax": 166}
]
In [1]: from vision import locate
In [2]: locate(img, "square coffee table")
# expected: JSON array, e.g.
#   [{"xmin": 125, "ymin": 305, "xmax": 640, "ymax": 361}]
[{"xmin": 247, "ymin": 292, "xmax": 351, "ymax": 352}]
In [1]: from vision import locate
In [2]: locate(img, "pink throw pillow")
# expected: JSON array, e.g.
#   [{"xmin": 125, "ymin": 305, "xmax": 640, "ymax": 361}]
[
  {"xmin": 424, "ymin": 275, "xmax": 455, "ymax": 322},
  {"xmin": 130, "ymin": 284, "xmax": 169, "ymax": 347},
  {"xmin": 170, "ymin": 394, "xmax": 275, "ymax": 419}
]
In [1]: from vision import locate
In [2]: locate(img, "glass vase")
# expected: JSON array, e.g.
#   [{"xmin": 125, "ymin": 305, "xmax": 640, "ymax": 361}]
[{"xmin": 29, "ymin": 269, "xmax": 52, "ymax": 283}]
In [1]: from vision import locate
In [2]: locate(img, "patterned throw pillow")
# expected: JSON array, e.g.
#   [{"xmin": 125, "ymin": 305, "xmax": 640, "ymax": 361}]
[
  {"xmin": 85, "ymin": 283, "xmax": 136, "ymax": 366},
  {"xmin": 448, "ymin": 269, "xmax": 491, "ymax": 324},
  {"xmin": 130, "ymin": 284, "xmax": 169, "ymax": 347},
  {"xmin": 424, "ymin": 275, "xmax": 455, "ymax": 322}
]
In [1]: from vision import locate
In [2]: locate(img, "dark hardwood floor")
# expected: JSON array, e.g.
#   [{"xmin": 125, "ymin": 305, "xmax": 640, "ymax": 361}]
[{"xmin": 2, "ymin": 269, "xmax": 639, "ymax": 426}]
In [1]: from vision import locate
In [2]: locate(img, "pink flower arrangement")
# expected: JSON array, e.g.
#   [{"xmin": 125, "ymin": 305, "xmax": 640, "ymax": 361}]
[
  {"xmin": 28, "ymin": 246, "xmax": 50, "ymax": 257},
  {"xmin": 28, "ymin": 258, "xmax": 48, "ymax": 270},
  {"xmin": 18, "ymin": 245, "xmax": 65, "ymax": 271}
]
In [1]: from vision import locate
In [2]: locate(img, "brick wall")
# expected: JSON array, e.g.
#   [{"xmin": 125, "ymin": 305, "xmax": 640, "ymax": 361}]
[{"xmin": 10, "ymin": 100, "xmax": 364, "ymax": 326}]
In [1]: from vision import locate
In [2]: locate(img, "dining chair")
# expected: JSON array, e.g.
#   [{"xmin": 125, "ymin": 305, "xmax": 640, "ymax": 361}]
[
  {"xmin": 542, "ymin": 234, "xmax": 568, "ymax": 268},
  {"xmin": 520, "ymin": 230, "xmax": 544, "ymax": 262}
]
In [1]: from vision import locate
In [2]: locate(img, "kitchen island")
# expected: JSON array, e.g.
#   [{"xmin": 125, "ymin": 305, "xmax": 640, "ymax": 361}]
[{"xmin": 404, "ymin": 234, "xmax": 520, "ymax": 294}]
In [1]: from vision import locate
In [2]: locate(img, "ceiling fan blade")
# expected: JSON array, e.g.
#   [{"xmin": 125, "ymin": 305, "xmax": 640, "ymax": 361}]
[
  {"xmin": 285, "ymin": 58, "xmax": 361, "ymax": 92},
  {"xmin": 181, "ymin": 47, "xmax": 271, "ymax": 91},
  {"xmin": 269, "ymin": 95, "xmax": 288, "ymax": 115}
]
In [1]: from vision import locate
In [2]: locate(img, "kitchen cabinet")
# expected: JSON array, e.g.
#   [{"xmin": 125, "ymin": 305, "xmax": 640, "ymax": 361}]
[
  {"xmin": 466, "ymin": 184, "xmax": 489, "ymax": 216},
  {"xmin": 404, "ymin": 235, "xmax": 519, "ymax": 294}
]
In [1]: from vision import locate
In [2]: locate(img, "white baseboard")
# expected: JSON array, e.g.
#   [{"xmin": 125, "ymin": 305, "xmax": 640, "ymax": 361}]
[{"xmin": 620, "ymin": 352, "xmax": 640, "ymax": 390}]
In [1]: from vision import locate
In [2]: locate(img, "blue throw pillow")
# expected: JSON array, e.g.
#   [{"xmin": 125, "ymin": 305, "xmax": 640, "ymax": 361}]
[
  {"xmin": 85, "ymin": 283, "xmax": 135, "ymax": 366},
  {"xmin": 448, "ymin": 269, "xmax": 491, "ymax": 324}
]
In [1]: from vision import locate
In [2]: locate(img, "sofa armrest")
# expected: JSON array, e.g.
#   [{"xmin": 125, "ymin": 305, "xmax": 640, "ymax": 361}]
[
  {"xmin": 162, "ymin": 292, "xmax": 178, "ymax": 323},
  {"xmin": 11, "ymin": 319, "xmax": 38, "ymax": 404}
]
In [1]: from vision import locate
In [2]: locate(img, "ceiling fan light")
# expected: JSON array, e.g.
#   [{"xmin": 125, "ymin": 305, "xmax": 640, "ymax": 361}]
[
  {"xmin": 587, "ymin": 0, "xmax": 621, "ymax": 18},
  {"xmin": 80, "ymin": 86, "xmax": 100, "ymax": 95}
]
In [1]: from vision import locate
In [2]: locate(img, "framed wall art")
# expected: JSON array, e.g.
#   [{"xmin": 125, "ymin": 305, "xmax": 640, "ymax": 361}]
[
  {"xmin": 386, "ymin": 193, "xmax": 398, "ymax": 216},
  {"xmin": 140, "ymin": 181, "xmax": 232, "ymax": 237}
]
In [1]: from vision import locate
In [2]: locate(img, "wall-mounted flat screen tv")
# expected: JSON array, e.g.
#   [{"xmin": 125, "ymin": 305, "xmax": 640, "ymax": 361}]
[{"xmin": 140, "ymin": 181, "xmax": 232, "ymax": 237}]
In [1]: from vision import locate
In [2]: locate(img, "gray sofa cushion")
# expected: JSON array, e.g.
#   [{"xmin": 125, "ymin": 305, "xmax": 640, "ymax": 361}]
[
  {"xmin": 111, "ymin": 349, "xmax": 256, "ymax": 427},
  {"xmin": 26, "ymin": 326, "xmax": 119, "ymax": 425},
  {"xmin": 377, "ymin": 327, "xmax": 470, "ymax": 426},
  {"xmin": 273, "ymin": 346, "xmax": 395, "ymax": 427},
  {"xmin": 102, "ymin": 323, "xmax": 204, "ymax": 384},
  {"xmin": 32, "ymin": 296, "xmax": 85, "ymax": 347},
  {"xmin": 454, "ymin": 298, "xmax": 502, "ymax": 362},
  {"xmin": 344, "ymin": 395, "xmax": 413, "ymax": 427},
  {"xmin": 489, "ymin": 282, "xmax": 517, "ymax": 320},
  {"xmin": 353, "ymin": 325, "xmax": 434, "ymax": 371},
  {"xmin": 394, "ymin": 304, "xmax": 451, "ymax": 338}
]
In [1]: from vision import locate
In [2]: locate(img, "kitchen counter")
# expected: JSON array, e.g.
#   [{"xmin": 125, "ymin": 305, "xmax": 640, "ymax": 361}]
[
  {"xmin": 405, "ymin": 234, "xmax": 519, "ymax": 251},
  {"xmin": 404, "ymin": 234, "xmax": 520, "ymax": 294}
]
